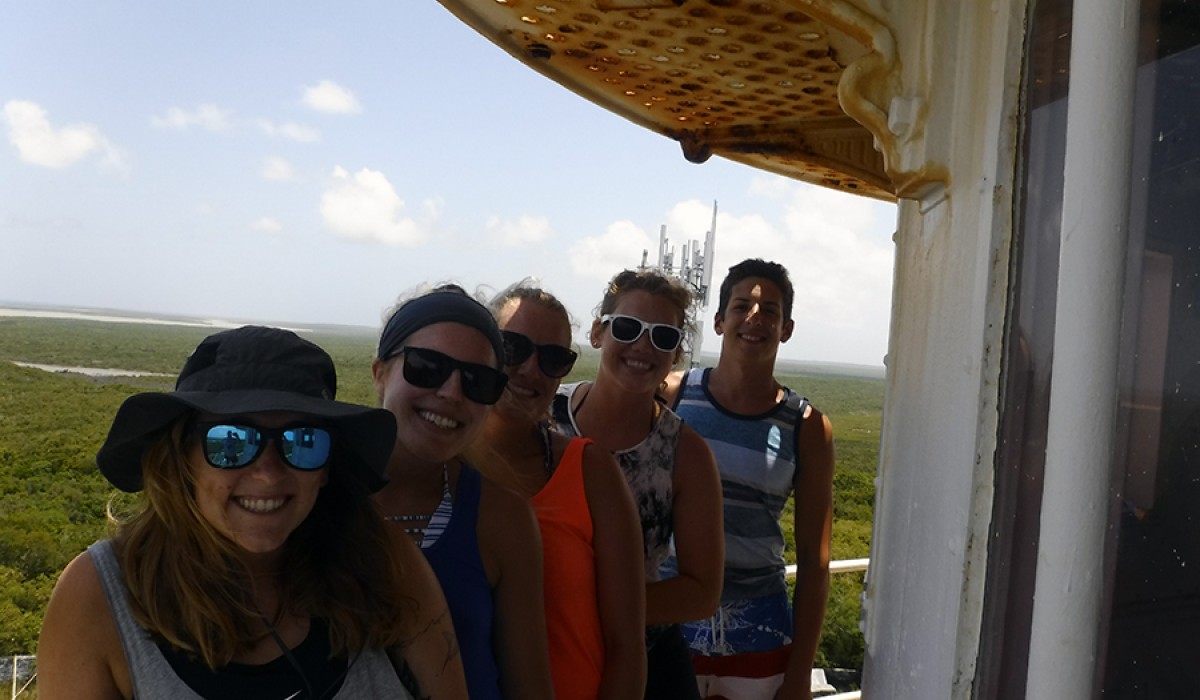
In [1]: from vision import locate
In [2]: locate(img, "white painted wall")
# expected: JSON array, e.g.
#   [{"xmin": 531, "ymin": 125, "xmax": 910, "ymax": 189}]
[{"xmin": 859, "ymin": 1, "xmax": 1027, "ymax": 697}]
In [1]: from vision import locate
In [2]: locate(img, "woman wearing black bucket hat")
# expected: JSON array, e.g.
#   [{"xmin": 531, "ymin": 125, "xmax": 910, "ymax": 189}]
[{"xmin": 37, "ymin": 326, "xmax": 467, "ymax": 700}]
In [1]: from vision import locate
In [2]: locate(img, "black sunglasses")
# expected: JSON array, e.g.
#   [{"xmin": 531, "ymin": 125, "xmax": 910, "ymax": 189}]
[
  {"xmin": 395, "ymin": 346, "xmax": 508, "ymax": 405},
  {"xmin": 197, "ymin": 422, "xmax": 333, "ymax": 471},
  {"xmin": 600, "ymin": 314, "xmax": 684, "ymax": 352},
  {"xmin": 501, "ymin": 330, "xmax": 578, "ymax": 378}
]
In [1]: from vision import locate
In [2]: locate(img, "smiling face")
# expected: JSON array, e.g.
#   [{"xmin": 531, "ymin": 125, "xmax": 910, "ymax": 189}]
[
  {"xmin": 372, "ymin": 321, "xmax": 496, "ymax": 467},
  {"xmin": 187, "ymin": 411, "xmax": 329, "ymax": 560},
  {"xmin": 591, "ymin": 289, "xmax": 684, "ymax": 394},
  {"xmin": 494, "ymin": 297, "xmax": 572, "ymax": 424},
  {"xmin": 715, "ymin": 276, "xmax": 795, "ymax": 359}
]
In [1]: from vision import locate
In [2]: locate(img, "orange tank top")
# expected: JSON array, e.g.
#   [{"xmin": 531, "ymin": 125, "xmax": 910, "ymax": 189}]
[{"xmin": 531, "ymin": 436, "xmax": 604, "ymax": 700}]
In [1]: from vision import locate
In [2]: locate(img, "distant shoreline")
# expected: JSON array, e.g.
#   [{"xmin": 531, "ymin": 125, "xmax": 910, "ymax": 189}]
[
  {"xmin": 12, "ymin": 361, "xmax": 173, "ymax": 378},
  {"xmin": 0, "ymin": 304, "xmax": 310, "ymax": 333},
  {"xmin": 0, "ymin": 302, "xmax": 886, "ymax": 378},
  {"xmin": 0, "ymin": 306, "xmax": 245, "ymax": 330}
]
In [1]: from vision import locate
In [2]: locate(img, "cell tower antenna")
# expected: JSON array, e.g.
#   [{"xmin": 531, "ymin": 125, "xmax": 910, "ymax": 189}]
[
  {"xmin": 636, "ymin": 200, "xmax": 717, "ymax": 367},
  {"xmin": 700, "ymin": 201, "xmax": 717, "ymax": 307},
  {"xmin": 658, "ymin": 225, "xmax": 668, "ymax": 269}
]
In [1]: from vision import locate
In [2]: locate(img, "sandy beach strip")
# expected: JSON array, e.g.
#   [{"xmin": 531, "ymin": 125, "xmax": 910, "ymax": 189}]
[
  {"xmin": 0, "ymin": 307, "xmax": 243, "ymax": 329},
  {"xmin": 12, "ymin": 361, "xmax": 172, "ymax": 378}
]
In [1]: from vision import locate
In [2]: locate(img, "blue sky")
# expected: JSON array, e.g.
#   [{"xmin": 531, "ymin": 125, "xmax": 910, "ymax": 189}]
[{"xmin": 0, "ymin": 1, "xmax": 897, "ymax": 366}]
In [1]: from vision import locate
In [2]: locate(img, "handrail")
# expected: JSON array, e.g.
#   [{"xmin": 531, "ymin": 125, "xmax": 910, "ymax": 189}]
[
  {"xmin": 790, "ymin": 559, "xmax": 868, "ymax": 699},
  {"xmin": 786, "ymin": 557, "xmax": 870, "ymax": 578}
]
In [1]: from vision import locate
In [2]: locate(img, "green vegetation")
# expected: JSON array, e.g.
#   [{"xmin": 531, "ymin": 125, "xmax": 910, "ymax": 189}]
[{"xmin": 0, "ymin": 316, "xmax": 880, "ymax": 675}]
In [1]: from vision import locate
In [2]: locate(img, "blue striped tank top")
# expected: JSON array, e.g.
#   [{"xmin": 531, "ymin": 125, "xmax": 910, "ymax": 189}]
[{"xmin": 671, "ymin": 367, "xmax": 808, "ymax": 601}]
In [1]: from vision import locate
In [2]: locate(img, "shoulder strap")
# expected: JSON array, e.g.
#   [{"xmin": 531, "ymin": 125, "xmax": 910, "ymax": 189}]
[
  {"xmin": 551, "ymin": 392, "xmax": 571, "ymax": 431},
  {"xmin": 785, "ymin": 389, "xmax": 809, "ymax": 420},
  {"xmin": 786, "ymin": 389, "xmax": 810, "ymax": 481},
  {"xmin": 670, "ymin": 368, "xmax": 697, "ymax": 411}
]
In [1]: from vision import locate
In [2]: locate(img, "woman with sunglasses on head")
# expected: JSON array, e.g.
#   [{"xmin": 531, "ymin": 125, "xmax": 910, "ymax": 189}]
[
  {"xmin": 473, "ymin": 281, "xmax": 646, "ymax": 700},
  {"xmin": 550, "ymin": 269, "xmax": 724, "ymax": 700},
  {"xmin": 37, "ymin": 325, "xmax": 466, "ymax": 700},
  {"xmin": 371, "ymin": 284, "xmax": 554, "ymax": 700}
]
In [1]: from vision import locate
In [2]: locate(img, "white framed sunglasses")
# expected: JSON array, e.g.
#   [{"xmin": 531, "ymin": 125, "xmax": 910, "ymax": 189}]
[{"xmin": 600, "ymin": 314, "xmax": 684, "ymax": 352}]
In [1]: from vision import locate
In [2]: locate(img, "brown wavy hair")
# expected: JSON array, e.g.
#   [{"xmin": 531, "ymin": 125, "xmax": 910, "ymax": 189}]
[
  {"xmin": 488, "ymin": 278, "xmax": 574, "ymax": 331},
  {"xmin": 112, "ymin": 417, "xmax": 416, "ymax": 669},
  {"xmin": 598, "ymin": 269, "xmax": 697, "ymax": 364}
]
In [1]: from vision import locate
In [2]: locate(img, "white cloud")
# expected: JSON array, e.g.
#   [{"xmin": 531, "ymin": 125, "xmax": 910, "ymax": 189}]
[
  {"xmin": 485, "ymin": 215, "xmax": 553, "ymax": 246},
  {"xmin": 3, "ymin": 100, "xmax": 128, "ymax": 173},
  {"xmin": 302, "ymin": 80, "xmax": 361, "ymax": 114},
  {"xmin": 567, "ymin": 220, "xmax": 658, "ymax": 281},
  {"xmin": 320, "ymin": 166, "xmax": 431, "ymax": 246},
  {"xmin": 150, "ymin": 107, "xmax": 318, "ymax": 143},
  {"xmin": 261, "ymin": 156, "xmax": 295, "ymax": 181},
  {"xmin": 150, "ymin": 103, "xmax": 233, "ymax": 131},
  {"xmin": 250, "ymin": 216, "xmax": 283, "ymax": 233},
  {"xmin": 256, "ymin": 119, "xmax": 320, "ymax": 143}
]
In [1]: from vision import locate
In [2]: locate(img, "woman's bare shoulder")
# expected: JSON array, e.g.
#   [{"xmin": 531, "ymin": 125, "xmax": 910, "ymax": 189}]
[{"xmin": 38, "ymin": 550, "xmax": 130, "ymax": 699}]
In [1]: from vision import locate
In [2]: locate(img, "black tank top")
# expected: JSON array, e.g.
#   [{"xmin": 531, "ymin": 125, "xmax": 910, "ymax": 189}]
[{"xmin": 158, "ymin": 619, "xmax": 349, "ymax": 699}]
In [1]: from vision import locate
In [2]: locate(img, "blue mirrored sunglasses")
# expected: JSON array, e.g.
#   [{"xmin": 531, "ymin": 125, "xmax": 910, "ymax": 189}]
[{"xmin": 197, "ymin": 423, "xmax": 333, "ymax": 471}]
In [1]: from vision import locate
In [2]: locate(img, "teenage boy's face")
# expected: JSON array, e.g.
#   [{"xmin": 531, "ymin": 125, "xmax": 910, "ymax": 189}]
[{"xmin": 715, "ymin": 277, "xmax": 794, "ymax": 355}]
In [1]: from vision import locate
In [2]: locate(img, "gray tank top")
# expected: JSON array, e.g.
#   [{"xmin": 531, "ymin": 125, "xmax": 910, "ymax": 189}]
[{"xmin": 88, "ymin": 540, "xmax": 413, "ymax": 699}]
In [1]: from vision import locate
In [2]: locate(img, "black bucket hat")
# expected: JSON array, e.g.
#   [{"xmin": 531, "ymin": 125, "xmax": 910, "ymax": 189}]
[{"xmin": 97, "ymin": 325, "xmax": 395, "ymax": 493}]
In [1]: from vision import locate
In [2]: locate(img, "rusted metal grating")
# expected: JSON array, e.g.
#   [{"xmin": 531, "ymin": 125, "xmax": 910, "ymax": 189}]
[{"xmin": 437, "ymin": 0, "xmax": 895, "ymax": 200}]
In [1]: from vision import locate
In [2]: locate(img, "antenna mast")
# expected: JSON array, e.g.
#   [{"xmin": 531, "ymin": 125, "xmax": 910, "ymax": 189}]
[{"xmin": 637, "ymin": 201, "xmax": 717, "ymax": 367}]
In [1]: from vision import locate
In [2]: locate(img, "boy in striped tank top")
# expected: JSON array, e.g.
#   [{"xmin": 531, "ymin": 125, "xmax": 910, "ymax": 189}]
[{"xmin": 662, "ymin": 259, "xmax": 835, "ymax": 700}]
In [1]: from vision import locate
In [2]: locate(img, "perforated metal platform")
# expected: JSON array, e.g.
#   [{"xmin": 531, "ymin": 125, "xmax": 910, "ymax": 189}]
[{"xmin": 437, "ymin": 0, "xmax": 896, "ymax": 200}]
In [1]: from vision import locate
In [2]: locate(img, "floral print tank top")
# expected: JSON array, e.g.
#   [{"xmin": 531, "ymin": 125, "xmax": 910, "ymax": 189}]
[{"xmin": 552, "ymin": 382, "xmax": 682, "ymax": 582}]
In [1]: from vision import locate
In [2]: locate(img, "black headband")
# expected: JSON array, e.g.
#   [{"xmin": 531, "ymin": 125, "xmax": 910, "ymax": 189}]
[{"xmin": 377, "ymin": 291, "xmax": 505, "ymax": 366}]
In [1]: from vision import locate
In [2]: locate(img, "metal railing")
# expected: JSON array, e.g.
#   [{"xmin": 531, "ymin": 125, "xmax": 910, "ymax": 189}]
[
  {"xmin": 788, "ymin": 558, "xmax": 869, "ymax": 700},
  {"xmin": 787, "ymin": 557, "xmax": 870, "ymax": 578},
  {"xmin": 1, "ymin": 656, "xmax": 35, "ymax": 699}
]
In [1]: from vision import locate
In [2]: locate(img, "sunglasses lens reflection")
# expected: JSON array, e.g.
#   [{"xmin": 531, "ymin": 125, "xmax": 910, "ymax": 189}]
[
  {"xmin": 279, "ymin": 427, "xmax": 333, "ymax": 469},
  {"xmin": 205, "ymin": 425, "xmax": 255, "ymax": 468},
  {"xmin": 202, "ymin": 424, "xmax": 332, "ymax": 470}
]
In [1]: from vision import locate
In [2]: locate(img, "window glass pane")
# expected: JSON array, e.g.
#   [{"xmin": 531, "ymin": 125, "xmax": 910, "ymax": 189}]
[
  {"xmin": 974, "ymin": 2, "xmax": 1071, "ymax": 698},
  {"xmin": 1103, "ymin": 3, "xmax": 1200, "ymax": 696}
]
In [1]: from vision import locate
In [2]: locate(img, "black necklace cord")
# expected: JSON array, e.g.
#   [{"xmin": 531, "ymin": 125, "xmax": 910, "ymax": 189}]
[{"xmin": 259, "ymin": 613, "xmax": 314, "ymax": 699}]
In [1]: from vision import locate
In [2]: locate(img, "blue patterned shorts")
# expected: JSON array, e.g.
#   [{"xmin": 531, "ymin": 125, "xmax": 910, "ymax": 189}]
[{"xmin": 679, "ymin": 590, "xmax": 793, "ymax": 656}]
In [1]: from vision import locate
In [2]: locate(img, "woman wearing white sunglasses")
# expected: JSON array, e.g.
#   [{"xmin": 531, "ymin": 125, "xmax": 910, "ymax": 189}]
[{"xmin": 551, "ymin": 269, "xmax": 724, "ymax": 700}]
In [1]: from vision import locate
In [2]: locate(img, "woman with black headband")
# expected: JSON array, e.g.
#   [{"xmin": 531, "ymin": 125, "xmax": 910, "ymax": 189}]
[
  {"xmin": 371, "ymin": 284, "xmax": 554, "ymax": 700},
  {"xmin": 550, "ymin": 270, "xmax": 724, "ymax": 700},
  {"xmin": 37, "ymin": 325, "xmax": 466, "ymax": 699}
]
